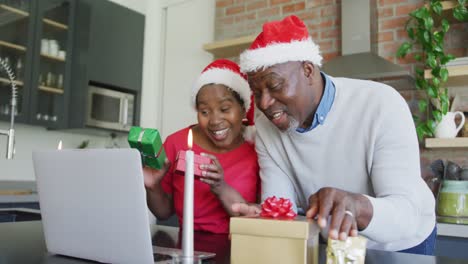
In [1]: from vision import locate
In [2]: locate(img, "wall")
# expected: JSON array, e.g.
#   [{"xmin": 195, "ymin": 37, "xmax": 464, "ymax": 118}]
[
  {"xmin": 214, "ymin": 0, "xmax": 468, "ymax": 177},
  {"xmin": 0, "ymin": 122, "xmax": 129, "ymax": 181}
]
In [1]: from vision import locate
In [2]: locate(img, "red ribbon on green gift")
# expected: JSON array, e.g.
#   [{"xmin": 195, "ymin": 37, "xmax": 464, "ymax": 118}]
[{"xmin": 260, "ymin": 196, "xmax": 297, "ymax": 219}]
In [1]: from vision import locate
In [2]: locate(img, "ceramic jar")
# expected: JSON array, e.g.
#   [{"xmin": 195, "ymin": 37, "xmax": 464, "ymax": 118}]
[{"xmin": 437, "ymin": 180, "xmax": 468, "ymax": 217}]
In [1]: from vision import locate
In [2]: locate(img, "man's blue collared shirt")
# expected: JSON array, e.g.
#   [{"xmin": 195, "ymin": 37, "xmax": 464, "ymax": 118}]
[{"xmin": 296, "ymin": 72, "xmax": 335, "ymax": 133}]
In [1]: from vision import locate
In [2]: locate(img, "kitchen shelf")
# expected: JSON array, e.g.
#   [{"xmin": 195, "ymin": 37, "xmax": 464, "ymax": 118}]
[
  {"xmin": 0, "ymin": 4, "xmax": 68, "ymax": 30},
  {"xmin": 38, "ymin": 85, "xmax": 64, "ymax": 94},
  {"xmin": 429, "ymin": 1, "xmax": 468, "ymax": 25},
  {"xmin": 203, "ymin": 35, "xmax": 256, "ymax": 58},
  {"xmin": 0, "ymin": 4, "xmax": 28, "ymax": 17},
  {"xmin": 425, "ymin": 137, "xmax": 468, "ymax": 148},
  {"xmin": 0, "ymin": 40, "xmax": 26, "ymax": 52},
  {"xmin": 424, "ymin": 64, "xmax": 468, "ymax": 86},
  {"xmin": 0, "ymin": 77, "xmax": 24, "ymax": 86},
  {"xmin": 43, "ymin": 18, "xmax": 68, "ymax": 30},
  {"xmin": 41, "ymin": 53, "xmax": 65, "ymax": 62}
]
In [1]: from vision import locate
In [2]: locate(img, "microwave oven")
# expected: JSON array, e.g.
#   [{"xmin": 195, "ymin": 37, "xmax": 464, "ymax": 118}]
[{"xmin": 86, "ymin": 85, "xmax": 135, "ymax": 131}]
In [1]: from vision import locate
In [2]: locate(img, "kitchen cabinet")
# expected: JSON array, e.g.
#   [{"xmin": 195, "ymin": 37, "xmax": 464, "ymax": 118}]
[
  {"xmin": 67, "ymin": 0, "xmax": 143, "ymax": 130},
  {"xmin": 80, "ymin": 0, "xmax": 144, "ymax": 92},
  {"xmin": 0, "ymin": 0, "xmax": 75, "ymax": 129},
  {"xmin": 0, "ymin": 1, "xmax": 35, "ymax": 124}
]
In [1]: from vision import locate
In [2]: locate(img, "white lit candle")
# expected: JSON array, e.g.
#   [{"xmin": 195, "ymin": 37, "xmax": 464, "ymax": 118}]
[
  {"xmin": 182, "ymin": 129, "xmax": 194, "ymax": 257},
  {"xmin": 57, "ymin": 140, "xmax": 62, "ymax": 150}
]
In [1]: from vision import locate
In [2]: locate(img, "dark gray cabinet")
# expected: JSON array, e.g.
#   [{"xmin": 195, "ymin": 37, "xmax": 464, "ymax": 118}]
[
  {"xmin": 0, "ymin": 0, "xmax": 75, "ymax": 129},
  {"xmin": 85, "ymin": 0, "xmax": 144, "ymax": 92},
  {"xmin": 1, "ymin": 0, "xmax": 144, "ymax": 130},
  {"xmin": 68, "ymin": 0, "xmax": 144, "ymax": 130}
]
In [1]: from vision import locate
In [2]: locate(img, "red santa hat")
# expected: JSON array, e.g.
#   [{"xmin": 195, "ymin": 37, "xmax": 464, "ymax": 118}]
[
  {"xmin": 240, "ymin": 15, "xmax": 323, "ymax": 73},
  {"xmin": 192, "ymin": 59, "xmax": 256, "ymax": 142}
]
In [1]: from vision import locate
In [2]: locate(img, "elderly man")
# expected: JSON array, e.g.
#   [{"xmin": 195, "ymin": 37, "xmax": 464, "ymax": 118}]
[{"xmin": 232, "ymin": 15, "xmax": 436, "ymax": 255}]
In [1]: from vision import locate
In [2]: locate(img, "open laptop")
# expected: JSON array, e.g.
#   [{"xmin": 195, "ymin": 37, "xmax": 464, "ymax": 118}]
[{"xmin": 33, "ymin": 148, "xmax": 214, "ymax": 263}]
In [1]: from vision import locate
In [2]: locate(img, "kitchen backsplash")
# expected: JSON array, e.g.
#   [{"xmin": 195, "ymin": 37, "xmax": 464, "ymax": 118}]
[{"xmin": 0, "ymin": 121, "xmax": 129, "ymax": 181}]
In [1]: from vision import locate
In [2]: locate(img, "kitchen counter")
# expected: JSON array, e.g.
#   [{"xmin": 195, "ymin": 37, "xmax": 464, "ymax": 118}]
[
  {"xmin": 0, "ymin": 180, "xmax": 38, "ymax": 203},
  {"xmin": 1, "ymin": 221, "xmax": 468, "ymax": 263},
  {"xmin": 438, "ymin": 223, "xmax": 468, "ymax": 238}
]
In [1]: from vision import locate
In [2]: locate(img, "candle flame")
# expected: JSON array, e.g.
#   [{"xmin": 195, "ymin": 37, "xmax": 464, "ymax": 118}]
[
  {"xmin": 187, "ymin": 129, "xmax": 193, "ymax": 149},
  {"xmin": 57, "ymin": 140, "xmax": 62, "ymax": 150}
]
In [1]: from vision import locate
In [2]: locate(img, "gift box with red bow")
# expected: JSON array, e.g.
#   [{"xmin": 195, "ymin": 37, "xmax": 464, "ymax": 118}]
[
  {"xmin": 230, "ymin": 197, "xmax": 320, "ymax": 264},
  {"xmin": 173, "ymin": 150, "xmax": 211, "ymax": 178}
]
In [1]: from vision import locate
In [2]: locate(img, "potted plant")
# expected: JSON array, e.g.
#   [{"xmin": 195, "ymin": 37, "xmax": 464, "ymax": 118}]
[{"xmin": 397, "ymin": 0, "xmax": 468, "ymax": 140}]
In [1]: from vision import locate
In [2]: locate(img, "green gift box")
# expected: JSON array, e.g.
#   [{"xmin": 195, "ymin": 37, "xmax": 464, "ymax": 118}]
[{"xmin": 128, "ymin": 126, "xmax": 166, "ymax": 170}]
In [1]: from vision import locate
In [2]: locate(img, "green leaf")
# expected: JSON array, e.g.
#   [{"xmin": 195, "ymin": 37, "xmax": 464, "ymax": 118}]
[
  {"xmin": 432, "ymin": 110, "xmax": 442, "ymax": 123},
  {"xmin": 423, "ymin": 31, "xmax": 430, "ymax": 43},
  {"xmin": 414, "ymin": 54, "xmax": 422, "ymax": 61},
  {"xmin": 433, "ymin": 45, "xmax": 443, "ymax": 53},
  {"xmin": 426, "ymin": 119, "xmax": 436, "ymax": 134},
  {"xmin": 416, "ymin": 123, "xmax": 425, "ymax": 141},
  {"xmin": 440, "ymin": 68, "xmax": 449, "ymax": 82},
  {"xmin": 446, "ymin": 54, "xmax": 456, "ymax": 61},
  {"xmin": 432, "ymin": 77, "xmax": 441, "ymax": 87},
  {"xmin": 418, "ymin": 100, "xmax": 428, "ymax": 113},
  {"xmin": 423, "ymin": 16, "xmax": 434, "ymax": 30},
  {"xmin": 426, "ymin": 53, "xmax": 437, "ymax": 68},
  {"xmin": 431, "ymin": 1, "xmax": 443, "ymax": 15},
  {"xmin": 428, "ymin": 85, "xmax": 438, "ymax": 98},
  {"xmin": 415, "ymin": 68, "xmax": 424, "ymax": 77},
  {"xmin": 440, "ymin": 91, "xmax": 449, "ymax": 114},
  {"xmin": 441, "ymin": 19, "xmax": 450, "ymax": 33},
  {"xmin": 454, "ymin": 6, "xmax": 468, "ymax": 21},
  {"xmin": 396, "ymin": 42, "xmax": 412, "ymax": 58},
  {"xmin": 416, "ymin": 78, "xmax": 425, "ymax": 89},
  {"xmin": 433, "ymin": 31, "xmax": 444, "ymax": 43},
  {"xmin": 431, "ymin": 66, "xmax": 441, "ymax": 77},
  {"xmin": 411, "ymin": 7, "xmax": 428, "ymax": 19},
  {"xmin": 406, "ymin": 27, "xmax": 415, "ymax": 40}
]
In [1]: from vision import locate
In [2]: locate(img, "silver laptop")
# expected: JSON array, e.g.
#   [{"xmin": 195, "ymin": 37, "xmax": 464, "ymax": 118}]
[{"xmin": 33, "ymin": 148, "xmax": 214, "ymax": 264}]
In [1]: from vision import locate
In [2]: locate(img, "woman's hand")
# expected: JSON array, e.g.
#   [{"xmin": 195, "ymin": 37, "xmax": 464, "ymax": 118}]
[
  {"xmin": 143, "ymin": 158, "xmax": 171, "ymax": 191},
  {"xmin": 199, "ymin": 153, "xmax": 226, "ymax": 194}
]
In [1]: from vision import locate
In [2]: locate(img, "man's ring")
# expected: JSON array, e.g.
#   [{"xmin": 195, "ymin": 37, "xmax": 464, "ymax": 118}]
[{"xmin": 344, "ymin": 210, "xmax": 354, "ymax": 218}]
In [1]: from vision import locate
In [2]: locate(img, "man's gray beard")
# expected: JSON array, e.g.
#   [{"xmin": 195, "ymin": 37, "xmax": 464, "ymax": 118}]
[{"xmin": 279, "ymin": 115, "xmax": 299, "ymax": 134}]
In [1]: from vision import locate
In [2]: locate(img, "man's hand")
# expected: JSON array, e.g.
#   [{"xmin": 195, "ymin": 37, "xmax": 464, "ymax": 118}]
[
  {"xmin": 231, "ymin": 203, "xmax": 262, "ymax": 217},
  {"xmin": 306, "ymin": 187, "xmax": 372, "ymax": 241},
  {"xmin": 143, "ymin": 158, "xmax": 171, "ymax": 191}
]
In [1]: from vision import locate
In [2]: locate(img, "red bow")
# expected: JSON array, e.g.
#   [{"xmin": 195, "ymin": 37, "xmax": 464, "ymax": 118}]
[{"xmin": 260, "ymin": 196, "xmax": 297, "ymax": 219}]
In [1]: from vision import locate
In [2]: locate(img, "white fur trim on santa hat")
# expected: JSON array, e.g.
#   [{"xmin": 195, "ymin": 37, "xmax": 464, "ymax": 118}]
[
  {"xmin": 240, "ymin": 37, "xmax": 322, "ymax": 73},
  {"xmin": 243, "ymin": 125, "xmax": 256, "ymax": 144},
  {"xmin": 192, "ymin": 68, "xmax": 251, "ymax": 110}
]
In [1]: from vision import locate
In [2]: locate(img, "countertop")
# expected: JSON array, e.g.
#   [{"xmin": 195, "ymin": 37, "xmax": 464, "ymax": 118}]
[
  {"xmin": 2, "ymin": 181, "xmax": 468, "ymax": 238},
  {"xmin": 0, "ymin": 180, "xmax": 38, "ymax": 203},
  {"xmin": 1, "ymin": 221, "xmax": 468, "ymax": 264}
]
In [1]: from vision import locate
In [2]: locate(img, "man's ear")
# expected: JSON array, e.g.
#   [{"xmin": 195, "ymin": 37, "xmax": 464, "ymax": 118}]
[{"xmin": 302, "ymin": 61, "xmax": 315, "ymax": 78}]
